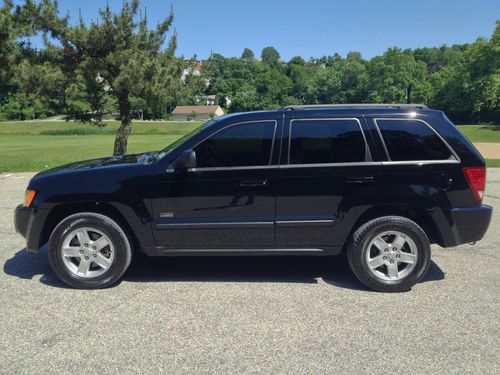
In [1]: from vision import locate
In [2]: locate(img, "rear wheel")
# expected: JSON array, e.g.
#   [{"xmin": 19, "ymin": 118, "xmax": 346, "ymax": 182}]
[
  {"xmin": 48, "ymin": 212, "xmax": 132, "ymax": 289},
  {"xmin": 347, "ymin": 216, "xmax": 431, "ymax": 292}
]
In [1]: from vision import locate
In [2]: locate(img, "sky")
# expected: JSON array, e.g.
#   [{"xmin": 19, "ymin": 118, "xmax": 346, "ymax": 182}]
[{"xmin": 20, "ymin": 0, "xmax": 500, "ymax": 60}]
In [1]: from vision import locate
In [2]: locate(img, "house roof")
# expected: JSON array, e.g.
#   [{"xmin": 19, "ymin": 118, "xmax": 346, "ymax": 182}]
[{"xmin": 172, "ymin": 105, "xmax": 221, "ymax": 115}]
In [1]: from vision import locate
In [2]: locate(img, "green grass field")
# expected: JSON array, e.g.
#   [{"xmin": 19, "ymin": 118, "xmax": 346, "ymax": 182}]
[
  {"xmin": 0, "ymin": 121, "xmax": 498, "ymax": 171},
  {"xmin": 457, "ymin": 125, "xmax": 500, "ymax": 143},
  {"xmin": 458, "ymin": 125, "xmax": 500, "ymax": 167},
  {"xmin": 0, "ymin": 120, "xmax": 202, "ymax": 136},
  {"xmin": 0, "ymin": 121, "xmax": 203, "ymax": 171}
]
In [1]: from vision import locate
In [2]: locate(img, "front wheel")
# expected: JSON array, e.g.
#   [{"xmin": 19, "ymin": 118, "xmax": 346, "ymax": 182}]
[
  {"xmin": 347, "ymin": 216, "xmax": 431, "ymax": 292},
  {"xmin": 48, "ymin": 212, "xmax": 132, "ymax": 289}
]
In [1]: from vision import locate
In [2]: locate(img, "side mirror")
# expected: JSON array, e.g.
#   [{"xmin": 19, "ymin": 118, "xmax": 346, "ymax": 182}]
[{"xmin": 169, "ymin": 149, "xmax": 196, "ymax": 171}]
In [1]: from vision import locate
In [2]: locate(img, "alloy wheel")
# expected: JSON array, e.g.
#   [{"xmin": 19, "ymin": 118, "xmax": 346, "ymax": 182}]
[
  {"xmin": 61, "ymin": 227, "xmax": 115, "ymax": 278},
  {"xmin": 366, "ymin": 230, "xmax": 418, "ymax": 281}
]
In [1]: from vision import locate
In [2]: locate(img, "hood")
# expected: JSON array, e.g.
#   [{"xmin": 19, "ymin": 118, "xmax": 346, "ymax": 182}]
[{"xmin": 33, "ymin": 152, "xmax": 157, "ymax": 178}]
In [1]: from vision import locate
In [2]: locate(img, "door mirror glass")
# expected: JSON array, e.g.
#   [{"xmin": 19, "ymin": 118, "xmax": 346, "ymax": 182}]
[{"xmin": 169, "ymin": 149, "xmax": 197, "ymax": 171}]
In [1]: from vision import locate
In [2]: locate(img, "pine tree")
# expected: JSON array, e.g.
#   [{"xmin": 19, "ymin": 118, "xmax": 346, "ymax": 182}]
[
  {"xmin": 22, "ymin": 0, "xmax": 179, "ymax": 155},
  {"xmin": 0, "ymin": 0, "xmax": 18, "ymax": 96}
]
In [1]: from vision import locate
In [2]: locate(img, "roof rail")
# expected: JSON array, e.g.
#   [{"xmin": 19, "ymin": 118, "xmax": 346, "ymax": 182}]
[{"xmin": 281, "ymin": 103, "xmax": 428, "ymax": 111}]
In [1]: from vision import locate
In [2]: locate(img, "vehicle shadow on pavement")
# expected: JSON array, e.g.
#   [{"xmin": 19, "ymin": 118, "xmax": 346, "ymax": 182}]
[
  {"xmin": 125, "ymin": 254, "xmax": 446, "ymax": 291},
  {"xmin": 322, "ymin": 258, "xmax": 445, "ymax": 290},
  {"xmin": 3, "ymin": 246, "xmax": 68, "ymax": 288},
  {"xmin": 4, "ymin": 248, "xmax": 445, "ymax": 291}
]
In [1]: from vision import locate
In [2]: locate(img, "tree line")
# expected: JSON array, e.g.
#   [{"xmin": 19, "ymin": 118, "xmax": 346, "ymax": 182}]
[
  {"xmin": 0, "ymin": 0, "xmax": 498, "ymax": 155},
  {"xmin": 189, "ymin": 25, "xmax": 499, "ymax": 124}
]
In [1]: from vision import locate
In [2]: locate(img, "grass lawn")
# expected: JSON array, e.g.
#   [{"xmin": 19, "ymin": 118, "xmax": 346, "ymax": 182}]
[
  {"xmin": 485, "ymin": 159, "xmax": 500, "ymax": 167},
  {"xmin": 0, "ymin": 121, "xmax": 498, "ymax": 171},
  {"xmin": 458, "ymin": 125, "xmax": 500, "ymax": 167},
  {"xmin": 457, "ymin": 125, "xmax": 500, "ymax": 167},
  {"xmin": 0, "ymin": 120, "xmax": 204, "ymax": 171},
  {"xmin": 457, "ymin": 125, "xmax": 500, "ymax": 143},
  {"xmin": 0, "ymin": 134, "xmax": 184, "ymax": 171},
  {"xmin": 0, "ymin": 120, "xmax": 202, "ymax": 136}
]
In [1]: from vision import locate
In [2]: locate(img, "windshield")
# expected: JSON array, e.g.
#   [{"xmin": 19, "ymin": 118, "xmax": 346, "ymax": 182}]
[{"xmin": 152, "ymin": 119, "xmax": 216, "ymax": 161}]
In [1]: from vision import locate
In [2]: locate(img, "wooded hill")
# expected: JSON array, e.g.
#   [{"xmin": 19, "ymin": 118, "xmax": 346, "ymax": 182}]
[{"xmin": 1, "ymin": 1, "xmax": 498, "ymax": 125}]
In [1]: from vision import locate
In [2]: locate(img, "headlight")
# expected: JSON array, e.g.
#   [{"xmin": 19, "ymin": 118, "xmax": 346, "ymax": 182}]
[{"xmin": 24, "ymin": 190, "xmax": 36, "ymax": 207}]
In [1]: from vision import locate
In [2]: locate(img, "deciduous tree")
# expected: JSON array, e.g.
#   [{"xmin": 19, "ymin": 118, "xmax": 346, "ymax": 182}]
[
  {"xmin": 241, "ymin": 48, "xmax": 254, "ymax": 61},
  {"xmin": 261, "ymin": 46, "xmax": 280, "ymax": 65}
]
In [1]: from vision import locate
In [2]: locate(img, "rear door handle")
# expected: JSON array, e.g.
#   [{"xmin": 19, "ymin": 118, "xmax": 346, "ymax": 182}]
[
  {"xmin": 239, "ymin": 179, "xmax": 268, "ymax": 188},
  {"xmin": 346, "ymin": 176, "xmax": 374, "ymax": 185}
]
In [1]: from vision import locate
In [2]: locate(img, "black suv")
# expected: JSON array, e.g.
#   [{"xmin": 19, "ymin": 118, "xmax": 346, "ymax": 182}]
[{"xmin": 14, "ymin": 104, "xmax": 492, "ymax": 291}]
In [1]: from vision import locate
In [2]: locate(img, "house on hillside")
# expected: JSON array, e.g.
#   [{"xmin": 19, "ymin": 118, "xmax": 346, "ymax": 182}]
[
  {"xmin": 206, "ymin": 95, "xmax": 216, "ymax": 105},
  {"xmin": 181, "ymin": 60, "xmax": 202, "ymax": 82},
  {"xmin": 171, "ymin": 105, "xmax": 224, "ymax": 121}
]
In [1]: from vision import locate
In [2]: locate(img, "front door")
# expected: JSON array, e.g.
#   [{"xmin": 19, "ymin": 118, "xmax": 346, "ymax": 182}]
[{"xmin": 151, "ymin": 119, "xmax": 280, "ymax": 248}]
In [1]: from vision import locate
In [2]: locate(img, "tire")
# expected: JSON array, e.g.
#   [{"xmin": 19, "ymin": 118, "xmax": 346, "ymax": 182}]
[
  {"xmin": 48, "ymin": 212, "xmax": 132, "ymax": 289},
  {"xmin": 347, "ymin": 216, "xmax": 431, "ymax": 292}
]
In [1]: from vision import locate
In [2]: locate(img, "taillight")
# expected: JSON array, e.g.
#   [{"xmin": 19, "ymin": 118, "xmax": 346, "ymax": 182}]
[{"xmin": 463, "ymin": 167, "xmax": 486, "ymax": 204}]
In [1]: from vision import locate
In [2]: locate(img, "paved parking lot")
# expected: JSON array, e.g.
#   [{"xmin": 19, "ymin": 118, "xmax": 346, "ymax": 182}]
[{"xmin": 1, "ymin": 171, "xmax": 499, "ymax": 374}]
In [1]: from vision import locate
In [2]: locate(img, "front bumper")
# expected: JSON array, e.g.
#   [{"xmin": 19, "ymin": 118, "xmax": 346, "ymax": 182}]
[
  {"xmin": 14, "ymin": 204, "xmax": 31, "ymax": 238},
  {"xmin": 433, "ymin": 204, "xmax": 493, "ymax": 247},
  {"xmin": 14, "ymin": 204, "xmax": 49, "ymax": 253}
]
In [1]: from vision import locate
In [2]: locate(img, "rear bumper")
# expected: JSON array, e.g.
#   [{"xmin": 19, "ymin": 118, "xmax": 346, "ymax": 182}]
[
  {"xmin": 14, "ymin": 204, "xmax": 49, "ymax": 253},
  {"xmin": 435, "ymin": 204, "xmax": 492, "ymax": 247}
]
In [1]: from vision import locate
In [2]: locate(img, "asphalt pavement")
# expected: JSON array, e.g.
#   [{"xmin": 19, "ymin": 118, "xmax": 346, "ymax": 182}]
[{"xmin": 0, "ymin": 171, "xmax": 498, "ymax": 374}]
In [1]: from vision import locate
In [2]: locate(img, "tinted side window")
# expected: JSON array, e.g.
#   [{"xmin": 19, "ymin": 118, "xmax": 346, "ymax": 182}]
[
  {"xmin": 289, "ymin": 119, "xmax": 366, "ymax": 164},
  {"xmin": 376, "ymin": 119, "xmax": 452, "ymax": 161},
  {"xmin": 194, "ymin": 121, "xmax": 276, "ymax": 168}
]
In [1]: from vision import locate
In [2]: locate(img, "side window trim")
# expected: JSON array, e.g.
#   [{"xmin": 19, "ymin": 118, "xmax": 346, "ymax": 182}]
[
  {"xmin": 275, "ymin": 113, "xmax": 286, "ymax": 166},
  {"xmin": 373, "ymin": 118, "xmax": 461, "ymax": 163},
  {"xmin": 286, "ymin": 117, "xmax": 370, "ymax": 165},
  {"xmin": 373, "ymin": 119, "xmax": 391, "ymax": 161},
  {"xmin": 187, "ymin": 119, "xmax": 278, "ymax": 171}
]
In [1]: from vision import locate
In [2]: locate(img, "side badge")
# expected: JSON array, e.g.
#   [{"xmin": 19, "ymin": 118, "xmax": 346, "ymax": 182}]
[{"xmin": 160, "ymin": 212, "xmax": 174, "ymax": 218}]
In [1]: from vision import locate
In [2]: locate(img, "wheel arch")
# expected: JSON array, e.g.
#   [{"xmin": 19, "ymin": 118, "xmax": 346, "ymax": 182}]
[
  {"xmin": 340, "ymin": 204, "xmax": 443, "ymax": 251},
  {"xmin": 39, "ymin": 202, "xmax": 141, "ymax": 254}
]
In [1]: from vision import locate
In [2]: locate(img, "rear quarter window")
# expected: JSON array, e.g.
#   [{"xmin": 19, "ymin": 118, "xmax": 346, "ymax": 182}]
[{"xmin": 375, "ymin": 119, "xmax": 453, "ymax": 161}]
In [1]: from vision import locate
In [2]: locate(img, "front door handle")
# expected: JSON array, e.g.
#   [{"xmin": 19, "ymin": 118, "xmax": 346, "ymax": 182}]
[
  {"xmin": 239, "ymin": 179, "xmax": 268, "ymax": 188},
  {"xmin": 346, "ymin": 176, "xmax": 374, "ymax": 185}
]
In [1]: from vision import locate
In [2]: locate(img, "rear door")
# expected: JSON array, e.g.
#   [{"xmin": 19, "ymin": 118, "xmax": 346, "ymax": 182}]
[{"xmin": 274, "ymin": 114, "xmax": 377, "ymax": 249}]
